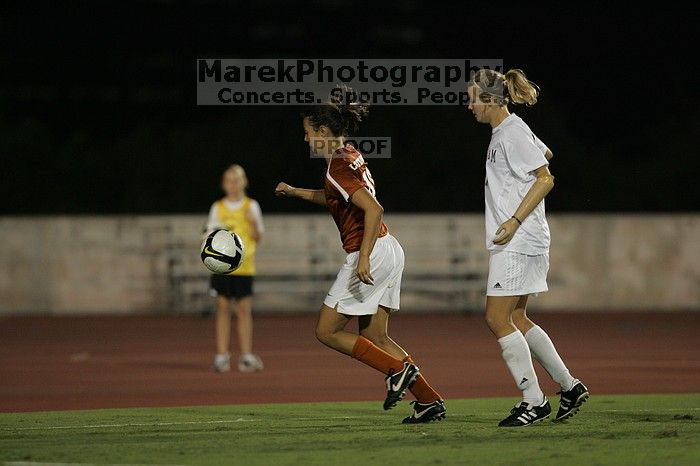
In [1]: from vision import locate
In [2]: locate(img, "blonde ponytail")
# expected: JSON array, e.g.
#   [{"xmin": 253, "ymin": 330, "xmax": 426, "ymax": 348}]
[
  {"xmin": 504, "ymin": 69, "xmax": 539, "ymax": 106},
  {"xmin": 469, "ymin": 68, "xmax": 541, "ymax": 107}
]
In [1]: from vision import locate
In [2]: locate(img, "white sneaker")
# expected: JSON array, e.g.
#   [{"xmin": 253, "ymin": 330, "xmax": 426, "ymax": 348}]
[
  {"xmin": 238, "ymin": 353, "xmax": 264, "ymax": 372},
  {"xmin": 213, "ymin": 353, "xmax": 231, "ymax": 373}
]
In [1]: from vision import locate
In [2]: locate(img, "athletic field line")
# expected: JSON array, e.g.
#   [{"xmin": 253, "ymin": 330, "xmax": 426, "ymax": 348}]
[
  {"xmin": 1, "ymin": 408, "xmax": 697, "ymax": 432},
  {"xmin": 598, "ymin": 407, "xmax": 700, "ymax": 413},
  {"xmin": 0, "ymin": 418, "xmax": 257, "ymax": 431},
  {"xmin": 0, "ymin": 416, "xmax": 359, "ymax": 432},
  {"xmin": 4, "ymin": 462, "xmax": 189, "ymax": 466}
]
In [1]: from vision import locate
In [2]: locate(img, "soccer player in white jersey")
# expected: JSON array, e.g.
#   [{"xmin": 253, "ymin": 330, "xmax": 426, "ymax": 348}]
[{"xmin": 467, "ymin": 68, "xmax": 589, "ymax": 426}]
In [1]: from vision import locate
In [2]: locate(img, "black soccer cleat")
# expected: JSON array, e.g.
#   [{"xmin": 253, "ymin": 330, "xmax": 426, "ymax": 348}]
[
  {"xmin": 498, "ymin": 398, "xmax": 551, "ymax": 427},
  {"xmin": 383, "ymin": 362, "xmax": 420, "ymax": 410},
  {"xmin": 401, "ymin": 399, "xmax": 447, "ymax": 424},
  {"xmin": 554, "ymin": 381, "xmax": 590, "ymax": 422}
]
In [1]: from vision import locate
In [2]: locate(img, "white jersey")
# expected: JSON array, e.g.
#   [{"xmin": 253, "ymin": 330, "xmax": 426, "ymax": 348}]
[{"xmin": 484, "ymin": 113, "xmax": 550, "ymax": 254}]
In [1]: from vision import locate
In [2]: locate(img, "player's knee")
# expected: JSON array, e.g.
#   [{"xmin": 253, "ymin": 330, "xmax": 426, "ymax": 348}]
[
  {"xmin": 315, "ymin": 326, "xmax": 333, "ymax": 346},
  {"xmin": 234, "ymin": 306, "xmax": 251, "ymax": 318},
  {"xmin": 511, "ymin": 312, "xmax": 528, "ymax": 329},
  {"xmin": 484, "ymin": 311, "xmax": 507, "ymax": 332}
]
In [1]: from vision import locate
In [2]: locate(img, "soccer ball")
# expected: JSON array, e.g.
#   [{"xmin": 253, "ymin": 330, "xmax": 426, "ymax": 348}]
[{"xmin": 200, "ymin": 229, "xmax": 245, "ymax": 274}]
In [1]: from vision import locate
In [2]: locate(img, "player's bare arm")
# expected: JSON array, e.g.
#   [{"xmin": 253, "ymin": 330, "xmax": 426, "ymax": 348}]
[
  {"xmin": 245, "ymin": 207, "xmax": 263, "ymax": 243},
  {"xmin": 349, "ymin": 187, "xmax": 384, "ymax": 285},
  {"xmin": 275, "ymin": 182, "xmax": 327, "ymax": 206},
  {"xmin": 545, "ymin": 149, "xmax": 554, "ymax": 160},
  {"xmin": 493, "ymin": 165, "xmax": 554, "ymax": 245}
]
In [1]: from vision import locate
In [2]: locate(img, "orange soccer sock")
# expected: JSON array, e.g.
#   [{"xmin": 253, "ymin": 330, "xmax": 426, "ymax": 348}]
[
  {"xmin": 351, "ymin": 336, "xmax": 405, "ymax": 375},
  {"xmin": 404, "ymin": 355, "xmax": 442, "ymax": 404}
]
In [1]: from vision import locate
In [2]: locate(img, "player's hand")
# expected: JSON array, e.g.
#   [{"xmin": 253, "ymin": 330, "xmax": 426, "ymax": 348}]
[
  {"xmin": 355, "ymin": 255, "xmax": 374, "ymax": 285},
  {"xmin": 275, "ymin": 182, "xmax": 295, "ymax": 198},
  {"xmin": 493, "ymin": 217, "xmax": 520, "ymax": 245}
]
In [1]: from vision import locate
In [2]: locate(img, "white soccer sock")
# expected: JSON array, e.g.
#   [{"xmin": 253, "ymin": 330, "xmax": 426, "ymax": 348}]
[
  {"xmin": 498, "ymin": 330, "xmax": 544, "ymax": 406},
  {"xmin": 524, "ymin": 325, "xmax": 576, "ymax": 391}
]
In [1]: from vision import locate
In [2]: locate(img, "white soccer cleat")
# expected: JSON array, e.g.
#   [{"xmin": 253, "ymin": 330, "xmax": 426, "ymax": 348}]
[
  {"xmin": 213, "ymin": 353, "xmax": 231, "ymax": 373},
  {"xmin": 238, "ymin": 353, "xmax": 264, "ymax": 372}
]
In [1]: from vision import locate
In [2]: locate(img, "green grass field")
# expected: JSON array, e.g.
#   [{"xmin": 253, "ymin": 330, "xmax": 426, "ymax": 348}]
[{"xmin": 1, "ymin": 394, "xmax": 698, "ymax": 466}]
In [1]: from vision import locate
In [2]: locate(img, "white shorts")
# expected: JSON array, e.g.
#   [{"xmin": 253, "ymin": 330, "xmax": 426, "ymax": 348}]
[
  {"xmin": 487, "ymin": 250, "xmax": 549, "ymax": 296},
  {"xmin": 324, "ymin": 234, "xmax": 404, "ymax": 315}
]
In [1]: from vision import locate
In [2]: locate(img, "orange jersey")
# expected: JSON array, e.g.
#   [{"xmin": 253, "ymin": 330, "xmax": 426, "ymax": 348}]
[{"xmin": 324, "ymin": 145, "xmax": 389, "ymax": 253}]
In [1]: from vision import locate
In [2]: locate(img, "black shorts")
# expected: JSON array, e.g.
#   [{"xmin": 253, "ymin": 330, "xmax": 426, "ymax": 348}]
[{"xmin": 210, "ymin": 274, "xmax": 254, "ymax": 299}]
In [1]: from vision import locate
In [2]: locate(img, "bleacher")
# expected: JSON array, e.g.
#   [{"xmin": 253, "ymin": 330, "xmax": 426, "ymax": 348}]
[{"xmin": 165, "ymin": 214, "xmax": 488, "ymax": 314}]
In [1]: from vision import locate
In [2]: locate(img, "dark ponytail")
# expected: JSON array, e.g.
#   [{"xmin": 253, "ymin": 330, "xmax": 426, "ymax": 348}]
[{"xmin": 301, "ymin": 85, "xmax": 370, "ymax": 137}]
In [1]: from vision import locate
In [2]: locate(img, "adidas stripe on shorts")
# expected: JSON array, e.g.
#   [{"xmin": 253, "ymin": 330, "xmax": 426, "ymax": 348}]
[
  {"xmin": 487, "ymin": 250, "xmax": 549, "ymax": 296},
  {"xmin": 324, "ymin": 234, "xmax": 404, "ymax": 315}
]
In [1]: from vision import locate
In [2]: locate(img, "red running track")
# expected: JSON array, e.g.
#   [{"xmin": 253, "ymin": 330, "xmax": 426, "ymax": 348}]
[{"xmin": 1, "ymin": 312, "xmax": 699, "ymax": 413}]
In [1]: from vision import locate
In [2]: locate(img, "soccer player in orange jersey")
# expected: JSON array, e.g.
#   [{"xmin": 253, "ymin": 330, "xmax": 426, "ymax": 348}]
[{"xmin": 275, "ymin": 95, "xmax": 446, "ymax": 423}]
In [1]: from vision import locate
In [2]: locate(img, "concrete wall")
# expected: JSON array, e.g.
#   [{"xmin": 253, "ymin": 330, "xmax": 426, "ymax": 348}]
[
  {"xmin": 0, "ymin": 214, "xmax": 697, "ymax": 315},
  {"xmin": 545, "ymin": 214, "xmax": 698, "ymax": 311}
]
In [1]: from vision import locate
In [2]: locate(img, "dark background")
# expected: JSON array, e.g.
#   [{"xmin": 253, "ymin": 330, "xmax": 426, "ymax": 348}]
[{"xmin": 1, "ymin": 1, "xmax": 697, "ymax": 215}]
